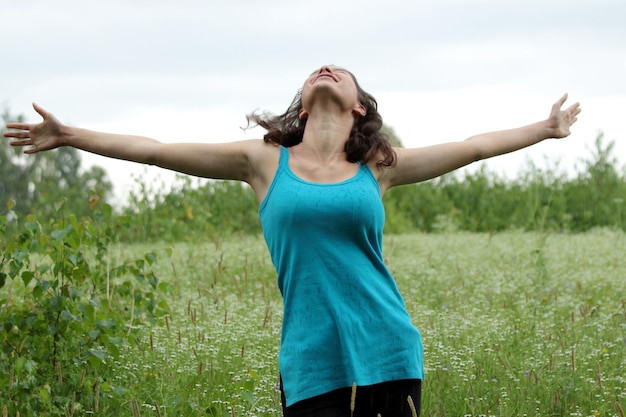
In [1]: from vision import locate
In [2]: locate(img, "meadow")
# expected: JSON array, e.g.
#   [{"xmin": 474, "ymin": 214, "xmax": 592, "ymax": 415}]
[
  {"xmin": 2, "ymin": 130, "xmax": 625, "ymax": 416},
  {"xmin": 4, "ymin": 229, "xmax": 622, "ymax": 416}
]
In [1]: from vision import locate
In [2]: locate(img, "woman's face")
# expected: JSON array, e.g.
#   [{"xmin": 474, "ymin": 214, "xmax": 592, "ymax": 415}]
[{"xmin": 300, "ymin": 65, "xmax": 364, "ymax": 118}]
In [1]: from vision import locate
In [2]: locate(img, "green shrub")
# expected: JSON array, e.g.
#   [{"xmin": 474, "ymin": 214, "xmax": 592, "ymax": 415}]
[{"xmin": 0, "ymin": 202, "xmax": 171, "ymax": 416}]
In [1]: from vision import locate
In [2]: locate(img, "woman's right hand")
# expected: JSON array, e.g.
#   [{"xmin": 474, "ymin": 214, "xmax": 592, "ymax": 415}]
[{"xmin": 3, "ymin": 103, "xmax": 66, "ymax": 154}]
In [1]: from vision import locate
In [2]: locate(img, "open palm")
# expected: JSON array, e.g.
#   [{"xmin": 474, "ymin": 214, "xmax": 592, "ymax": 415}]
[{"xmin": 3, "ymin": 103, "xmax": 65, "ymax": 154}]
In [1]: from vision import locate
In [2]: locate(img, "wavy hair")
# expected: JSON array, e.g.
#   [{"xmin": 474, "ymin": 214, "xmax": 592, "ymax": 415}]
[{"xmin": 246, "ymin": 71, "xmax": 396, "ymax": 168}]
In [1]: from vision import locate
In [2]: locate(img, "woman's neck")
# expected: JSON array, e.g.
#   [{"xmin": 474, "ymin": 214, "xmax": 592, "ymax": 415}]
[{"xmin": 300, "ymin": 110, "xmax": 354, "ymax": 163}]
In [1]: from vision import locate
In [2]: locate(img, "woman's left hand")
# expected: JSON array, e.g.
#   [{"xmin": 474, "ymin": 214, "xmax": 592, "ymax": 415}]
[{"xmin": 548, "ymin": 93, "xmax": 581, "ymax": 139}]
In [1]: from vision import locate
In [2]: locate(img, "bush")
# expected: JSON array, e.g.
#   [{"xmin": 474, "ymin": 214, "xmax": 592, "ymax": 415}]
[
  {"xmin": 383, "ymin": 133, "xmax": 625, "ymax": 233},
  {"xmin": 0, "ymin": 202, "xmax": 171, "ymax": 415}
]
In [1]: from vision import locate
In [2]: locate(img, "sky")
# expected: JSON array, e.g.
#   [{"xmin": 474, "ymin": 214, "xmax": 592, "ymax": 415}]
[{"xmin": 2, "ymin": 0, "xmax": 625, "ymax": 203}]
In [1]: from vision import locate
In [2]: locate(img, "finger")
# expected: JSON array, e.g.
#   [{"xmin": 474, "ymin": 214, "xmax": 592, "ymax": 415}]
[
  {"xmin": 568, "ymin": 103, "xmax": 582, "ymax": 115},
  {"xmin": 4, "ymin": 132, "xmax": 29, "ymax": 140},
  {"xmin": 32, "ymin": 102, "xmax": 48, "ymax": 118},
  {"xmin": 555, "ymin": 93, "xmax": 568, "ymax": 108},
  {"xmin": 4, "ymin": 130, "xmax": 31, "ymax": 139},
  {"xmin": 9, "ymin": 140, "xmax": 32, "ymax": 147},
  {"xmin": 23, "ymin": 147, "xmax": 38, "ymax": 155},
  {"xmin": 4, "ymin": 123, "xmax": 31, "ymax": 130}
]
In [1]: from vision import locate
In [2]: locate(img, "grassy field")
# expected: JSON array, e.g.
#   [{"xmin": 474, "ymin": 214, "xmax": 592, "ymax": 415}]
[{"xmin": 81, "ymin": 230, "xmax": 626, "ymax": 416}]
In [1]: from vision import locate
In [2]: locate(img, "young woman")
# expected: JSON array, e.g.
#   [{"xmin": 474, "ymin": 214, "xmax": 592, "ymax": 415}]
[{"xmin": 4, "ymin": 65, "xmax": 581, "ymax": 416}]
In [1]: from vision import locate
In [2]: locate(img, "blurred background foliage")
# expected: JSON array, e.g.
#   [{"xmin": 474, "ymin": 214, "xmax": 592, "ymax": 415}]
[{"xmin": 2, "ymin": 107, "xmax": 624, "ymax": 245}]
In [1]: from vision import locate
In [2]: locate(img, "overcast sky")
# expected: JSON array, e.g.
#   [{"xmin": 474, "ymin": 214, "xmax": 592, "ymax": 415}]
[{"xmin": 2, "ymin": 0, "xmax": 624, "ymax": 201}]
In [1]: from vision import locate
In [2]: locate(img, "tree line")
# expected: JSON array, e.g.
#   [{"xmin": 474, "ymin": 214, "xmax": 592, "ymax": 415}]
[{"xmin": 2, "ymin": 108, "xmax": 624, "ymax": 243}]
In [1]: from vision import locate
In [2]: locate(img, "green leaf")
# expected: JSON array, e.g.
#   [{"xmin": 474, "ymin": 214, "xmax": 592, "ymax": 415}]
[
  {"xmin": 38, "ymin": 385, "xmax": 51, "ymax": 405},
  {"xmin": 243, "ymin": 378, "xmax": 255, "ymax": 391},
  {"xmin": 80, "ymin": 302, "xmax": 95, "ymax": 319},
  {"xmin": 107, "ymin": 342, "xmax": 120, "ymax": 359},
  {"xmin": 47, "ymin": 322, "xmax": 59, "ymax": 336},
  {"xmin": 21, "ymin": 270, "xmax": 34, "ymax": 286},
  {"xmin": 157, "ymin": 281, "xmax": 170, "ymax": 293},
  {"xmin": 60, "ymin": 310, "xmax": 82, "ymax": 322},
  {"xmin": 24, "ymin": 219, "xmax": 40, "ymax": 234},
  {"xmin": 157, "ymin": 299, "xmax": 170, "ymax": 311},
  {"xmin": 88, "ymin": 349, "xmax": 106, "ymax": 363},
  {"xmin": 145, "ymin": 252, "xmax": 157, "ymax": 265},
  {"xmin": 69, "ymin": 285, "xmax": 82, "ymax": 298},
  {"xmin": 51, "ymin": 225, "xmax": 73, "ymax": 242},
  {"xmin": 148, "ymin": 272, "xmax": 158, "ymax": 289},
  {"xmin": 67, "ymin": 253, "xmax": 80, "ymax": 266},
  {"xmin": 96, "ymin": 318, "xmax": 116, "ymax": 330},
  {"xmin": 38, "ymin": 279, "xmax": 52, "ymax": 291},
  {"xmin": 32, "ymin": 285, "xmax": 43, "ymax": 299},
  {"xmin": 53, "ymin": 198, "xmax": 67, "ymax": 213},
  {"xmin": 49, "ymin": 295, "xmax": 63, "ymax": 309},
  {"xmin": 242, "ymin": 391, "xmax": 255, "ymax": 406}
]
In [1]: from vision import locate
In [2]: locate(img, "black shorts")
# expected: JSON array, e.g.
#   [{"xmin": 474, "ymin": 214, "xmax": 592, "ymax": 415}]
[{"xmin": 281, "ymin": 378, "xmax": 422, "ymax": 417}]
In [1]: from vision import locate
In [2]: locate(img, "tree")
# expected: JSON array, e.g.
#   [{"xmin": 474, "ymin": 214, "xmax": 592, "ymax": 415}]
[
  {"xmin": 1, "ymin": 106, "xmax": 113, "ymax": 219},
  {"xmin": 564, "ymin": 132, "xmax": 625, "ymax": 230}
]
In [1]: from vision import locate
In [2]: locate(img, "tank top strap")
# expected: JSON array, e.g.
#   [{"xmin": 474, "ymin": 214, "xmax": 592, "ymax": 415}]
[
  {"xmin": 258, "ymin": 146, "xmax": 289, "ymax": 213},
  {"xmin": 279, "ymin": 145, "xmax": 290, "ymax": 169}
]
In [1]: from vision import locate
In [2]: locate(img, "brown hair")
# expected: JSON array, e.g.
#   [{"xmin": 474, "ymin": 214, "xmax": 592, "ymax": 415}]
[{"xmin": 246, "ymin": 71, "xmax": 396, "ymax": 168}]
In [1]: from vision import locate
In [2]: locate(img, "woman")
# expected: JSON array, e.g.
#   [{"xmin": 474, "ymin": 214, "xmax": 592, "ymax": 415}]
[{"xmin": 4, "ymin": 65, "xmax": 581, "ymax": 416}]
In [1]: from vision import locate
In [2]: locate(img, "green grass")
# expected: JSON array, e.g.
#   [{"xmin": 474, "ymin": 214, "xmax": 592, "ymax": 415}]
[{"xmin": 89, "ymin": 230, "xmax": 626, "ymax": 416}]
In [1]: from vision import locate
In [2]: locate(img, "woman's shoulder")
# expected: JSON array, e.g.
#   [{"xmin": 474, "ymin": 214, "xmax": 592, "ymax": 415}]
[
  {"xmin": 245, "ymin": 139, "xmax": 281, "ymax": 161},
  {"xmin": 366, "ymin": 146, "xmax": 402, "ymax": 195},
  {"xmin": 242, "ymin": 140, "xmax": 281, "ymax": 201}
]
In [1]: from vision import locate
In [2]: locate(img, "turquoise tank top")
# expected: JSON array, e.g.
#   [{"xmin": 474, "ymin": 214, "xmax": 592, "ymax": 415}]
[{"xmin": 259, "ymin": 146, "xmax": 424, "ymax": 406}]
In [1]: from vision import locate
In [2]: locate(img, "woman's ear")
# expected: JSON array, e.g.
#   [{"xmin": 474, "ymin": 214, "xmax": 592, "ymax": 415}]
[
  {"xmin": 353, "ymin": 103, "xmax": 366, "ymax": 117},
  {"xmin": 299, "ymin": 109, "xmax": 309, "ymax": 120}
]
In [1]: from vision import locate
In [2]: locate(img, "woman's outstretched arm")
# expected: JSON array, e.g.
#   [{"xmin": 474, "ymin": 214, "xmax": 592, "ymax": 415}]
[
  {"xmin": 3, "ymin": 103, "xmax": 268, "ymax": 183},
  {"xmin": 379, "ymin": 94, "xmax": 581, "ymax": 192}
]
